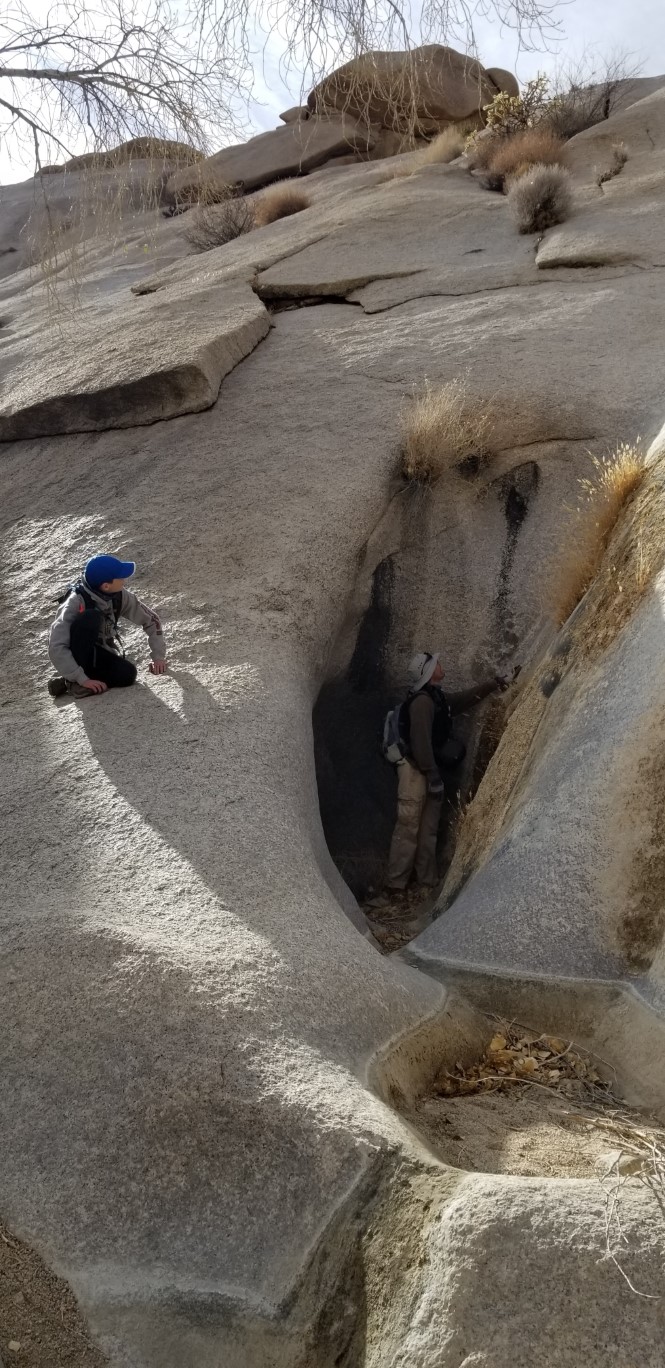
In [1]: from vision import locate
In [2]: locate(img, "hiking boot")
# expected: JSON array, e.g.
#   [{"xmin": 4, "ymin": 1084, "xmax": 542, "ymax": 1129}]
[
  {"xmin": 365, "ymin": 892, "xmax": 394, "ymax": 910},
  {"xmin": 47, "ymin": 677, "xmax": 68, "ymax": 698}
]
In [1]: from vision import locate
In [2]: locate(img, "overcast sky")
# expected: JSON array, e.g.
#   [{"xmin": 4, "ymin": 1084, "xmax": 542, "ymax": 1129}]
[
  {"xmin": 248, "ymin": 0, "xmax": 665, "ymax": 132},
  {"xmin": 1, "ymin": 0, "xmax": 664, "ymax": 183}
]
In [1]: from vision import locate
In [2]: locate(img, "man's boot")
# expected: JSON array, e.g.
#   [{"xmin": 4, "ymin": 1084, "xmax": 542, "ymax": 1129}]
[{"xmin": 47, "ymin": 677, "xmax": 68, "ymax": 698}]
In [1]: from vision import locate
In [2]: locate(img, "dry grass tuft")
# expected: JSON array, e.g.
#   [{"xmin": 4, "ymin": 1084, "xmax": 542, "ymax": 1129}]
[
  {"xmin": 548, "ymin": 535, "xmax": 603, "ymax": 630},
  {"xmin": 418, "ymin": 125, "xmax": 467, "ymax": 165},
  {"xmin": 485, "ymin": 127, "xmax": 567, "ymax": 188},
  {"xmin": 183, "ymin": 197, "xmax": 254, "ymax": 251},
  {"xmin": 580, "ymin": 444, "xmax": 646, "ymax": 536},
  {"xmin": 253, "ymin": 182, "xmax": 310, "ymax": 227},
  {"xmin": 574, "ymin": 461, "xmax": 665, "ymax": 663},
  {"xmin": 508, "ymin": 163, "xmax": 572, "ymax": 234},
  {"xmin": 426, "ymin": 1012, "xmax": 665, "ymax": 1285},
  {"xmin": 399, "ymin": 378, "xmax": 491, "ymax": 484},
  {"xmin": 549, "ymin": 445, "xmax": 646, "ymax": 627}
]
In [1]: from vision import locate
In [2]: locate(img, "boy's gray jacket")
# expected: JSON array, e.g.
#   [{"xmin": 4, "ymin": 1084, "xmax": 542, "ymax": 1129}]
[{"xmin": 49, "ymin": 580, "xmax": 166, "ymax": 685}]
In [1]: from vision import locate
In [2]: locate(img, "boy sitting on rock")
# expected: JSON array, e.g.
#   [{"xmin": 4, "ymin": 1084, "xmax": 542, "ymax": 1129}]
[{"xmin": 48, "ymin": 554, "xmax": 168, "ymax": 699}]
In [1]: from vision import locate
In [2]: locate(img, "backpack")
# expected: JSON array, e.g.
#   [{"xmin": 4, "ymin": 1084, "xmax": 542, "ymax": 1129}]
[
  {"xmin": 56, "ymin": 582, "xmax": 125, "ymax": 652},
  {"xmin": 382, "ymin": 686, "xmax": 454, "ymax": 765},
  {"xmin": 382, "ymin": 702, "xmax": 408, "ymax": 764}
]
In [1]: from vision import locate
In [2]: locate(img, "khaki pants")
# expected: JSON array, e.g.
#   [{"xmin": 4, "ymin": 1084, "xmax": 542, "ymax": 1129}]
[{"xmin": 386, "ymin": 761, "xmax": 442, "ymax": 890}]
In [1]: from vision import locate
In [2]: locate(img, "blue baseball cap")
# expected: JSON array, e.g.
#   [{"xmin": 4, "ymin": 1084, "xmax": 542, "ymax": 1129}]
[{"xmin": 84, "ymin": 554, "xmax": 136, "ymax": 588}]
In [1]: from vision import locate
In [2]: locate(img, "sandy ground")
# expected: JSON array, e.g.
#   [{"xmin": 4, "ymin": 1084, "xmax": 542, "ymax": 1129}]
[
  {"xmin": 410, "ymin": 1085, "xmax": 629, "ymax": 1178},
  {"xmin": 0, "ymin": 1222, "xmax": 106, "ymax": 1367}
]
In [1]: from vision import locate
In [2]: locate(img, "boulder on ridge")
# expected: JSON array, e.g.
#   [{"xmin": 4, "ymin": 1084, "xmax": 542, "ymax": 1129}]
[
  {"xmin": 61, "ymin": 138, "xmax": 203, "ymax": 172},
  {"xmin": 486, "ymin": 66, "xmax": 520, "ymax": 98},
  {"xmin": 307, "ymin": 44, "xmax": 502, "ymax": 133}
]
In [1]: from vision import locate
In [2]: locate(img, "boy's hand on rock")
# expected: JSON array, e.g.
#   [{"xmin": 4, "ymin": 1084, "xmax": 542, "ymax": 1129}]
[
  {"xmin": 149, "ymin": 660, "xmax": 168, "ymax": 675},
  {"xmin": 86, "ymin": 680, "xmax": 108, "ymax": 694}
]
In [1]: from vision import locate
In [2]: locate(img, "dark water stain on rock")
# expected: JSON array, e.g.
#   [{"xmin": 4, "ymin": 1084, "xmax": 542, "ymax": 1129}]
[
  {"xmin": 314, "ymin": 556, "xmax": 398, "ymax": 898},
  {"xmin": 490, "ymin": 461, "xmax": 541, "ymax": 661},
  {"xmin": 347, "ymin": 556, "xmax": 394, "ymax": 694}
]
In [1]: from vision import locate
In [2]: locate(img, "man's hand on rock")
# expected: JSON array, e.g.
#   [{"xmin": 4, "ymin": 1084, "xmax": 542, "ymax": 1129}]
[
  {"xmin": 85, "ymin": 679, "xmax": 108, "ymax": 694},
  {"xmin": 495, "ymin": 665, "xmax": 521, "ymax": 693},
  {"xmin": 149, "ymin": 660, "xmax": 168, "ymax": 675}
]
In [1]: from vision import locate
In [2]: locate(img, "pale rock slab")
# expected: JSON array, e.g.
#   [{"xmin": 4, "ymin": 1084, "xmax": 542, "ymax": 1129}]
[
  {"xmin": 166, "ymin": 116, "xmax": 378, "ymax": 203},
  {"xmin": 0, "ymin": 278, "xmax": 269, "ymax": 439},
  {"xmin": 537, "ymin": 88, "xmax": 665, "ymax": 269},
  {"xmin": 258, "ymin": 169, "xmax": 538, "ymax": 304},
  {"xmin": 0, "ymin": 158, "xmax": 181, "ymax": 282},
  {"xmin": 384, "ymin": 1175, "xmax": 665, "ymax": 1368}
]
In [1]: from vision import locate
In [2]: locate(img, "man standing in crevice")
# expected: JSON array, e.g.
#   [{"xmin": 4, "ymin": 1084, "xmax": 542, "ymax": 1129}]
[{"xmin": 385, "ymin": 651, "xmax": 513, "ymax": 893}]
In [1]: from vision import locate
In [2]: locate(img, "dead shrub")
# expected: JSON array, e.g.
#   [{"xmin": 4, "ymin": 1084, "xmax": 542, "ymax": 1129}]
[
  {"xmin": 183, "ymin": 197, "xmax": 254, "ymax": 251},
  {"xmin": 419, "ymin": 125, "xmax": 467, "ymax": 165},
  {"xmin": 400, "ymin": 378, "xmax": 491, "ymax": 484},
  {"xmin": 596, "ymin": 143, "xmax": 628, "ymax": 187},
  {"xmin": 484, "ymin": 127, "xmax": 566, "ymax": 190},
  {"xmin": 549, "ymin": 444, "xmax": 645, "ymax": 626},
  {"xmin": 508, "ymin": 163, "xmax": 572, "ymax": 234},
  {"xmin": 253, "ymin": 183, "xmax": 310, "ymax": 227},
  {"xmin": 545, "ymin": 56, "xmax": 640, "ymax": 141}
]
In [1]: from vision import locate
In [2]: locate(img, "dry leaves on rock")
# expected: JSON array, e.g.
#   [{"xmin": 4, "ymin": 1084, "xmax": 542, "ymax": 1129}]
[{"xmin": 434, "ymin": 1021, "xmax": 608, "ymax": 1099}]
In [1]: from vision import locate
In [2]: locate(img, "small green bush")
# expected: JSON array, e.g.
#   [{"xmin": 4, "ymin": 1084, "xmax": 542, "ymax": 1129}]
[{"xmin": 483, "ymin": 75, "xmax": 551, "ymax": 136}]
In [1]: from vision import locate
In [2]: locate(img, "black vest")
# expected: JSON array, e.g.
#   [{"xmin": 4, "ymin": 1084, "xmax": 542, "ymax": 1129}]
[{"xmin": 400, "ymin": 684, "xmax": 452, "ymax": 756}]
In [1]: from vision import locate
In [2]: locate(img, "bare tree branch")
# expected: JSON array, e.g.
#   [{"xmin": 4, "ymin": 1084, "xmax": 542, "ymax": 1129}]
[{"xmin": 0, "ymin": 0, "xmax": 566, "ymax": 177}]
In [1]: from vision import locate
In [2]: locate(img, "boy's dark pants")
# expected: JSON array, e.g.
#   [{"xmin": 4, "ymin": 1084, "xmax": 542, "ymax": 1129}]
[{"xmin": 70, "ymin": 610, "xmax": 137, "ymax": 688}]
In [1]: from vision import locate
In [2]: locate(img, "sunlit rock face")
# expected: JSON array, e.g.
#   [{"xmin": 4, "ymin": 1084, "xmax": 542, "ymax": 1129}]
[{"xmin": 1, "ymin": 78, "xmax": 665, "ymax": 1368}]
